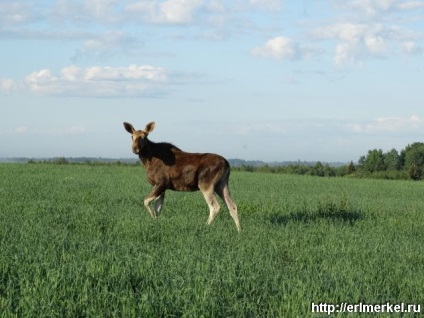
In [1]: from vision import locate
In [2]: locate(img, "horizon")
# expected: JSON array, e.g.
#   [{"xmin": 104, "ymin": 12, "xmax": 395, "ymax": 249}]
[
  {"xmin": 1, "ymin": 1, "xmax": 424, "ymax": 162},
  {"xmin": 0, "ymin": 156, "xmax": 350, "ymax": 164}
]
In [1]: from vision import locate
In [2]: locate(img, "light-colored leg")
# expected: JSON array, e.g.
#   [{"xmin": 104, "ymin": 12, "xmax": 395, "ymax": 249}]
[
  {"xmin": 216, "ymin": 183, "xmax": 241, "ymax": 233},
  {"xmin": 144, "ymin": 185, "xmax": 166, "ymax": 219},
  {"xmin": 225, "ymin": 190, "xmax": 241, "ymax": 233},
  {"xmin": 201, "ymin": 187, "xmax": 221, "ymax": 226},
  {"xmin": 144, "ymin": 196, "xmax": 157, "ymax": 219}
]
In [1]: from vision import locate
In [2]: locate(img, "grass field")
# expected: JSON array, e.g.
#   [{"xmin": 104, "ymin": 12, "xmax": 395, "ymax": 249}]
[{"xmin": 1, "ymin": 163, "xmax": 423, "ymax": 317}]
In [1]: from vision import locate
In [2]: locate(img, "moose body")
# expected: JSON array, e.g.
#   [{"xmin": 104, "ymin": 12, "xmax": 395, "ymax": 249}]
[{"xmin": 124, "ymin": 121, "xmax": 241, "ymax": 232}]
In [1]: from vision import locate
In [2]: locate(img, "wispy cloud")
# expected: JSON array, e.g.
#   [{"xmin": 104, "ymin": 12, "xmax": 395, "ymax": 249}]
[
  {"xmin": 3, "ymin": 125, "xmax": 87, "ymax": 136},
  {"xmin": 124, "ymin": 0, "xmax": 204, "ymax": 24},
  {"xmin": 310, "ymin": 22, "xmax": 423, "ymax": 65},
  {"xmin": 49, "ymin": 0, "xmax": 230, "ymax": 26},
  {"xmin": 0, "ymin": 1, "xmax": 288, "ymax": 61},
  {"xmin": 248, "ymin": 0, "xmax": 283, "ymax": 11},
  {"xmin": 312, "ymin": 23, "xmax": 387, "ymax": 65},
  {"xmin": 0, "ymin": 64, "xmax": 183, "ymax": 97},
  {"xmin": 223, "ymin": 116, "xmax": 424, "ymax": 161},
  {"xmin": 74, "ymin": 31, "xmax": 144, "ymax": 60},
  {"xmin": 0, "ymin": 2, "xmax": 39, "ymax": 26},
  {"xmin": 251, "ymin": 36, "xmax": 301, "ymax": 60},
  {"xmin": 1, "ymin": 0, "xmax": 423, "ymax": 70},
  {"xmin": 398, "ymin": 1, "xmax": 424, "ymax": 10},
  {"xmin": 344, "ymin": 0, "xmax": 424, "ymax": 16},
  {"xmin": 251, "ymin": 36, "xmax": 318, "ymax": 61},
  {"xmin": 232, "ymin": 120, "xmax": 288, "ymax": 136},
  {"xmin": 51, "ymin": 0, "xmax": 123, "ymax": 24},
  {"xmin": 246, "ymin": 0, "xmax": 424, "ymax": 66},
  {"xmin": 347, "ymin": 115, "xmax": 424, "ymax": 133},
  {"xmin": 15, "ymin": 126, "xmax": 30, "ymax": 134},
  {"xmin": 0, "ymin": 78, "xmax": 17, "ymax": 93},
  {"xmin": 46, "ymin": 126, "xmax": 87, "ymax": 135},
  {"xmin": 311, "ymin": 0, "xmax": 424, "ymax": 65},
  {"xmin": 229, "ymin": 116, "xmax": 424, "ymax": 139},
  {"xmin": 402, "ymin": 41, "xmax": 424, "ymax": 55}
]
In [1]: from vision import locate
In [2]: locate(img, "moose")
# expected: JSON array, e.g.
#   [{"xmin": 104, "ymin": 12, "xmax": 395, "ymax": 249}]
[{"xmin": 123, "ymin": 121, "xmax": 241, "ymax": 232}]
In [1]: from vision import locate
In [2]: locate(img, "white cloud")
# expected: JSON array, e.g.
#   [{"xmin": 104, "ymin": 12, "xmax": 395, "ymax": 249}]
[
  {"xmin": 85, "ymin": 0, "xmax": 120, "ymax": 21},
  {"xmin": 232, "ymin": 116, "xmax": 424, "ymax": 140},
  {"xmin": 311, "ymin": 23, "xmax": 402, "ymax": 65},
  {"xmin": 46, "ymin": 126, "xmax": 87, "ymax": 135},
  {"xmin": 251, "ymin": 36, "xmax": 300, "ymax": 60},
  {"xmin": 124, "ymin": 0, "xmax": 204, "ymax": 24},
  {"xmin": 52, "ymin": 0, "xmax": 121, "ymax": 24},
  {"xmin": 308, "ymin": 0, "xmax": 424, "ymax": 64},
  {"xmin": 160, "ymin": 0, "xmax": 203, "ymax": 23},
  {"xmin": 124, "ymin": 0, "xmax": 283, "ymax": 26},
  {"xmin": 230, "ymin": 118, "xmax": 346, "ymax": 139},
  {"xmin": 233, "ymin": 121, "xmax": 287, "ymax": 136},
  {"xmin": 0, "ymin": 78, "xmax": 18, "ymax": 93},
  {"xmin": 15, "ymin": 126, "xmax": 29, "ymax": 134},
  {"xmin": 80, "ymin": 31, "xmax": 141, "ymax": 57},
  {"xmin": 402, "ymin": 41, "xmax": 423, "ymax": 54},
  {"xmin": 25, "ymin": 69, "xmax": 60, "ymax": 95},
  {"xmin": 3, "ymin": 125, "xmax": 87, "ymax": 136},
  {"xmin": 0, "ymin": 2, "xmax": 38, "ymax": 26},
  {"xmin": 345, "ymin": 0, "xmax": 396, "ymax": 16},
  {"xmin": 312, "ymin": 23, "xmax": 367, "ymax": 43},
  {"xmin": 0, "ymin": 0, "xmax": 423, "ymax": 73},
  {"xmin": 249, "ymin": 0, "xmax": 282, "ymax": 11},
  {"xmin": 398, "ymin": 1, "xmax": 424, "ymax": 10},
  {"xmin": 50, "ymin": 0, "xmax": 207, "ymax": 26},
  {"xmin": 364, "ymin": 34, "xmax": 387, "ymax": 54},
  {"xmin": 1, "ymin": 65, "xmax": 172, "ymax": 97},
  {"xmin": 345, "ymin": 0, "xmax": 424, "ymax": 16},
  {"xmin": 348, "ymin": 115, "xmax": 424, "ymax": 133}
]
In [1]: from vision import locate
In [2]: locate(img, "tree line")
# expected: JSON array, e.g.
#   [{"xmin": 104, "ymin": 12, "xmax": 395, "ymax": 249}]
[
  {"xmin": 234, "ymin": 142, "xmax": 424, "ymax": 181},
  {"xmin": 17, "ymin": 142, "xmax": 424, "ymax": 181},
  {"xmin": 357, "ymin": 142, "xmax": 424, "ymax": 180}
]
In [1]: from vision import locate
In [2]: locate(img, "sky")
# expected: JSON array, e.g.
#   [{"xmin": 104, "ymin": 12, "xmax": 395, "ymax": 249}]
[{"xmin": 1, "ymin": 0, "xmax": 424, "ymax": 162}]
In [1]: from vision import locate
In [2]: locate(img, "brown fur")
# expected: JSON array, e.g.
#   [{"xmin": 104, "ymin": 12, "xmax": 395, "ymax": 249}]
[{"xmin": 123, "ymin": 121, "xmax": 241, "ymax": 232}]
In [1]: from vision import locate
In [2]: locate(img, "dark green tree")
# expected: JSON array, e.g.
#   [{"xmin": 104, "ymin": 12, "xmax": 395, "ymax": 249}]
[
  {"xmin": 361, "ymin": 149, "xmax": 386, "ymax": 173},
  {"xmin": 384, "ymin": 148, "xmax": 401, "ymax": 171},
  {"xmin": 313, "ymin": 161, "xmax": 325, "ymax": 177},
  {"xmin": 347, "ymin": 161, "xmax": 356, "ymax": 174},
  {"xmin": 403, "ymin": 142, "xmax": 424, "ymax": 180}
]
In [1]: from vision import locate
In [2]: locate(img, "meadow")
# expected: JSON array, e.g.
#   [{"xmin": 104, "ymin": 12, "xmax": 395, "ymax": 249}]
[{"xmin": 0, "ymin": 163, "xmax": 423, "ymax": 317}]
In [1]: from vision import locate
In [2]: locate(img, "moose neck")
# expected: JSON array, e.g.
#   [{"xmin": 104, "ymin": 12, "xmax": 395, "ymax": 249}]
[
  {"xmin": 138, "ymin": 140, "xmax": 179, "ymax": 167},
  {"xmin": 138, "ymin": 139, "xmax": 155, "ymax": 165}
]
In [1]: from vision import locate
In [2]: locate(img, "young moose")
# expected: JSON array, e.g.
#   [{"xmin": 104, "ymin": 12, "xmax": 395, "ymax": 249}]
[{"xmin": 123, "ymin": 121, "xmax": 241, "ymax": 232}]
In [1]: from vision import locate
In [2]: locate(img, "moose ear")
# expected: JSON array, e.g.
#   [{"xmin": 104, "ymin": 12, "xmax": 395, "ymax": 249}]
[
  {"xmin": 123, "ymin": 122, "xmax": 135, "ymax": 134},
  {"xmin": 145, "ymin": 121, "xmax": 155, "ymax": 134}
]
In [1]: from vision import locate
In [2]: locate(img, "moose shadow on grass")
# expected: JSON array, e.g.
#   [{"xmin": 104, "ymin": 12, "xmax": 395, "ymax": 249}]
[{"xmin": 268, "ymin": 200, "xmax": 364, "ymax": 226}]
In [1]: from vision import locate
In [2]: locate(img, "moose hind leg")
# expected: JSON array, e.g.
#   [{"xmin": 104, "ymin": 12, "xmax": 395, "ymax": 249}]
[
  {"xmin": 216, "ymin": 183, "xmax": 241, "ymax": 233},
  {"xmin": 201, "ymin": 187, "xmax": 221, "ymax": 226}
]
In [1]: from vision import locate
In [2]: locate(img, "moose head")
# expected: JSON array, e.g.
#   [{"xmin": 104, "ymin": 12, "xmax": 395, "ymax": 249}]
[{"xmin": 123, "ymin": 122, "xmax": 155, "ymax": 155}]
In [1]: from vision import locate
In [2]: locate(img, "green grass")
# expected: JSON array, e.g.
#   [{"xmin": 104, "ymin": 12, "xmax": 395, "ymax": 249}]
[{"xmin": 1, "ymin": 163, "xmax": 423, "ymax": 317}]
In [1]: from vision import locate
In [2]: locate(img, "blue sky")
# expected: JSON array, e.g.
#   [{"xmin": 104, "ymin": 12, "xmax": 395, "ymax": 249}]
[{"xmin": 1, "ymin": 0, "xmax": 424, "ymax": 162}]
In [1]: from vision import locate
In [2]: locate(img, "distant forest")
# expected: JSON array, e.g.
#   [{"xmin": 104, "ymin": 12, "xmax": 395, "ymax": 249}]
[
  {"xmin": 232, "ymin": 142, "xmax": 424, "ymax": 181},
  {"xmin": 0, "ymin": 157, "xmax": 346, "ymax": 167},
  {"xmin": 2, "ymin": 142, "xmax": 424, "ymax": 180}
]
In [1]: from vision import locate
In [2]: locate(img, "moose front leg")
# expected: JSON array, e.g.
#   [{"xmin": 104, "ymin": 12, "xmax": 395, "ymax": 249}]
[
  {"xmin": 144, "ymin": 185, "xmax": 166, "ymax": 219},
  {"xmin": 154, "ymin": 192, "xmax": 165, "ymax": 216}
]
